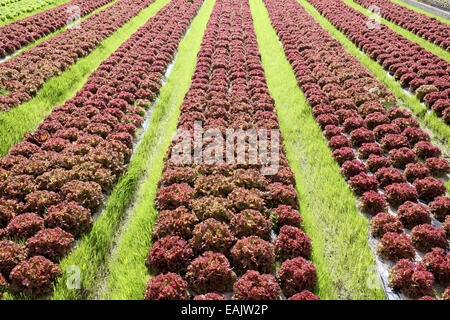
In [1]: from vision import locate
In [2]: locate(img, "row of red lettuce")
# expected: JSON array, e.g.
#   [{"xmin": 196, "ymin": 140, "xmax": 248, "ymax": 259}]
[{"xmin": 143, "ymin": 0, "xmax": 319, "ymax": 301}]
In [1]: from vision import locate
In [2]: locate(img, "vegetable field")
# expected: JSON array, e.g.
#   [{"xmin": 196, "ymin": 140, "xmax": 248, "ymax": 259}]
[{"xmin": 0, "ymin": 0, "xmax": 448, "ymax": 302}]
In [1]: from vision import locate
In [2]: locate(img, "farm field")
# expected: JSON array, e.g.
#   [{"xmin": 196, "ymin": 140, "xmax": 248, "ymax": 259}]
[{"xmin": 0, "ymin": 0, "xmax": 448, "ymax": 304}]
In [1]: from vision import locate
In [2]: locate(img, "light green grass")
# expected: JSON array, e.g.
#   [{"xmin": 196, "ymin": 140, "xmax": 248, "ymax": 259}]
[
  {"xmin": 251, "ymin": 0, "xmax": 384, "ymax": 300},
  {"xmin": 298, "ymin": 0, "xmax": 450, "ymax": 147},
  {"xmin": 389, "ymin": 0, "xmax": 450, "ymax": 24},
  {"xmin": 0, "ymin": 0, "xmax": 73, "ymax": 26},
  {"xmin": 53, "ymin": 0, "xmax": 215, "ymax": 300},
  {"xmin": 0, "ymin": 0, "xmax": 168, "ymax": 157},
  {"xmin": 342, "ymin": 0, "xmax": 449, "ymax": 61}
]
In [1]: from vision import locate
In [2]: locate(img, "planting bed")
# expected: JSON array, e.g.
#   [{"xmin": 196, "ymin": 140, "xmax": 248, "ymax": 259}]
[
  {"xmin": 143, "ymin": 0, "xmax": 319, "ymax": 300},
  {"xmin": 0, "ymin": 0, "xmax": 448, "ymax": 302}
]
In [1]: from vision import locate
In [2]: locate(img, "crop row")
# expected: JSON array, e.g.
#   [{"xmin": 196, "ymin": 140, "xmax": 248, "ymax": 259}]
[
  {"xmin": 0, "ymin": 0, "xmax": 60, "ymax": 23},
  {"xmin": 0, "ymin": 0, "xmax": 114, "ymax": 58},
  {"xmin": 305, "ymin": 0, "xmax": 450, "ymax": 124},
  {"xmin": 0, "ymin": 0, "xmax": 204, "ymax": 298},
  {"xmin": 143, "ymin": 0, "xmax": 319, "ymax": 301},
  {"xmin": 262, "ymin": 0, "xmax": 449, "ymax": 300},
  {"xmin": 0, "ymin": 0, "xmax": 156, "ymax": 112},
  {"xmin": 353, "ymin": 0, "xmax": 449, "ymax": 50}
]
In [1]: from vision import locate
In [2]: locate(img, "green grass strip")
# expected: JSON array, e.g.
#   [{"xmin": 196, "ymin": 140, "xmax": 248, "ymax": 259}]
[
  {"xmin": 298, "ymin": 0, "xmax": 450, "ymax": 147},
  {"xmin": 343, "ymin": 0, "xmax": 449, "ymax": 61},
  {"xmin": 389, "ymin": 0, "xmax": 450, "ymax": 24},
  {"xmin": 250, "ymin": 0, "xmax": 384, "ymax": 300},
  {"xmin": 54, "ymin": 0, "xmax": 215, "ymax": 300},
  {"xmin": 0, "ymin": 0, "xmax": 73, "ymax": 26},
  {"xmin": 0, "ymin": 0, "xmax": 169, "ymax": 157}
]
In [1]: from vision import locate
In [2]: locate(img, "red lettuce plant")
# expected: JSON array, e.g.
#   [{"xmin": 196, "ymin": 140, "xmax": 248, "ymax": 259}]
[
  {"xmin": 349, "ymin": 127, "xmax": 375, "ymax": 147},
  {"xmin": 61, "ymin": 180, "xmax": 103, "ymax": 209},
  {"xmin": 154, "ymin": 183, "xmax": 195, "ymax": 210},
  {"xmin": 328, "ymin": 135, "xmax": 351, "ymax": 150},
  {"xmin": 340, "ymin": 160, "xmax": 367, "ymax": 180},
  {"xmin": 370, "ymin": 212, "xmax": 404, "ymax": 237},
  {"xmin": 413, "ymin": 177, "xmax": 446, "ymax": 202},
  {"xmin": 27, "ymin": 228, "xmax": 74, "ymax": 262},
  {"xmin": 143, "ymin": 272, "xmax": 190, "ymax": 300},
  {"xmin": 194, "ymin": 174, "xmax": 235, "ymax": 197},
  {"xmin": 230, "ymin": 209, "xmax": 271, "ymax": 240},
  {"xmin": 190, "ymin": 196, "xmax": 233, "ymax": 222},
  {"xmin": 359, "ymin": 191, "xmax": 388, "ymax": 215},
  {"xmin": 332, "ymin": 147, "xmax": 355, "ymax": 165},
  {"xmin": 227, "ymin": 187, "xmax": 265, "ymax": 212},
  {"xmin": 348, "ymin": 173, "xmax": 379, "ymax": 196},
  {"xmin": 0, "ymin": 240, "xmax": 28, "ymax": 276},
  {"xmin": 233, "ymin": 270, "xmax": 281, "ymax": 300},
  {"xmin": 189, "ymin": 218, "xmax": 235, "ymax": 255},
  {"xmin": 265, "ymin": 183, "xmax": 299, "ymax": 209},
  {"xmin": 274, "ymin": 225, "xmax": 312, "ymax": 260},
  {"xmin": 414, "ymin": 141, "xmax": 441, "ymax": 159},
  {"xmin": 288, "ymin": 290, "xmax": 320, "ymax": 300},
  {"xmin": 44, "ymin": 201, "xmax": 93, "ymax": 238},
  {"xmin": 193, "ymin": 293, "xmax": 226, "ymax": 300},
  {"xmin": 380, "ymin": 134, "xmax": 409, "ymax": 151},
  {"xmin": 230, "ymin": 236, "xmax": 275, "ymax": 274},
  {"xmin": 384, "ymin": 183, "xmax": 418, "ymax": 207},
  {"xmin": 152, "ymin": 206, "xmax": 198, "ymax": 240},
  {"xmin": 425, "ymin": 157, "xmax": 449, "ymax": 175},
  {"xmin": 410, "ymin": 224, "xmax": 448, "ymax": 252},
  {"xmin": 9, "ymin": 256, "xmax": 62, "ymax": 297},
  {"xmin": 388, "ymin": 259, "xmax": 434, "ymax": 298},
  {"xmin": 429, "ymin": 196, "xmax": 449, "ymax": 222},
  {"xmin": 276, "ymin": 257, "xmax": 317, "ymax": 298},
  {"xmin": 397, "ymin": 201, "xmax": 431, "ymax": 229},
  {"xmin": 374, "ymin": 167, "xmax": 406, "ymax": 188},
  {"xmin": 377, "ymin": 232, "xmax": 415, "ymax": 261},
  {"xmin": 270, "ymin": 205, "xmax": 303, "ymax": 230},
  {"xmin": 421, "ymin": 248, "xmax": 449, "ymax": 286},
  {"xmin": 366, "ymin": 154, "xmax": 391, "ymax": 173},
  {"xmin": 388, "ymin": 148, "xmax": 418, "ymax": 169},
  {"xmin": 404, "ymin": 162, "xmax": 430, "ymax": 182},
  {"xmin": 358, "ymin": 143, "xmax": 383, "ymax": 159},
  {"xmin": 185, "ymin": 251, "xmax": 237, "ymax": 294},
  {"xmin": 6, "ymin": 213, "xmax": 44, "ymax": 240},
  {"xmin": 145, "ymin": 236, "xmax": 193, "ymax": 273}
]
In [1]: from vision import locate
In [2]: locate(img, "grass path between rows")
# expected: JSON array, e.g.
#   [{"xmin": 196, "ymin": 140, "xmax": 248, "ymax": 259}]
[
  {"xmin": 388, "ymin": 0, "xmax": 450, "ymax": 24},
  {"xmin": 0, "ymin": 0, "xmax": 73, "ymax": 26},
  {"xmin": 53, "ymin": 0, "xmax": 216, "ymax": 300},
  {"xmin": 250, "ymin": 0, "xmax": 384, "ymax": 300},
  {"xmin": 0, "ymin": 0, "xmax": 168, "ymax": 157},
  {"xmin": 343, "ymin": 0, "xmax": 449, "ymax": 61},
  {"xmin": 297, "ymin": 0, "xmax": 450, "ymax": 148}
]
